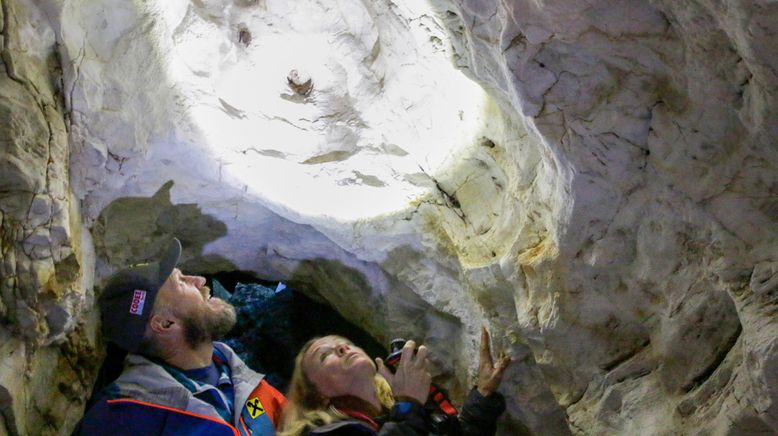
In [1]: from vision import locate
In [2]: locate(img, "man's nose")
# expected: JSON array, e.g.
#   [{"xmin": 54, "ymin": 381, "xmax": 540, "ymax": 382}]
[{"xmin": 184, "ymin": 275, "xmax": 207, "ymax": 288}]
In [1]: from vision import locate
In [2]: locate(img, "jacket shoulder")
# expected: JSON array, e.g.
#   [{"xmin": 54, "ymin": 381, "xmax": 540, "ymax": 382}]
[{"xmin": 77, "ymin": 397, "xmax": 238, "ymax": 436}]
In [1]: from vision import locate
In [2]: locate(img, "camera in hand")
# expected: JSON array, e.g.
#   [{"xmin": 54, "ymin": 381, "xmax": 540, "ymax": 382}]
[
  {"xmin": 385, "ymin": 338, "xmax": 411, "ymax": 367},
  {"xmin": 385, "ymin": 338, "xmax": 462, "ymax": 435}
]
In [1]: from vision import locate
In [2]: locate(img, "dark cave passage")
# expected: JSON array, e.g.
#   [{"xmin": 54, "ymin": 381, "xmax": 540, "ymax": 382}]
[{"xmin": 205, "ymin": 270, "xmax": 385, "ymax": 392}]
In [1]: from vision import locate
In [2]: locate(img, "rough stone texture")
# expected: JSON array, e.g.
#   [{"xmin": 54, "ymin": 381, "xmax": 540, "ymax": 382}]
[
  {"xmin": 0, "ymin": 0, "xmax": 777, "ymax": 434},
  {"xmin": 0, "ymin": 0, "xmax": 99, "ymax": 434},
  {"xmin": 424, "ymin": 1, "xmax": 778, "ymax": 434}
]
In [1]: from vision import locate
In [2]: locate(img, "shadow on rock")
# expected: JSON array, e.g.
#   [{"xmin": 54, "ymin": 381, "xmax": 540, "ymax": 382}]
[{"xmin": 92, "ymin": 180, "xmax": 234, "ymax": 273}]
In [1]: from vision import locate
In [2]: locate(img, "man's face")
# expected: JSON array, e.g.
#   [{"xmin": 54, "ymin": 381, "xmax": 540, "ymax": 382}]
[{"xmin": 155, "ymin": 268, "xmax": 236, "ymax": 348}]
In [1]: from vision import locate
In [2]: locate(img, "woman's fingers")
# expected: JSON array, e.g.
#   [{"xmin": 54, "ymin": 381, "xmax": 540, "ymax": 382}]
[
  {"xmin": 376, "ymin": 357, "xmax": 393, "ymax": 382},
  {"xmin": 476, "ymin": 328, "xmax": 514, "ymax": 396},
  {"xmin": 496, "ymin": 355, "xmax": 511, "ymax": 373},
  {"xmin": 387, "ymin": 340, "xmax": 432, "ymax": 404},
  {"xmin": 480, "ymin": 326, "xmax": 494, "ymax": 369},
  {"xmin": 399, "ymin": 340, "xmax": 416, "ymax": 367},
  {"xmin": 414, "ymin": 345, "xmax": 429, "ymax": 367},
  {"xmin": 489, "ymin": 355, "xmax": 512, "ymax": 388}
]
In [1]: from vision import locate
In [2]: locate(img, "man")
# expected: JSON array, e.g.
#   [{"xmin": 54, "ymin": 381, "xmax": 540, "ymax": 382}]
[{"xmin": 78, "ymin": 238, "xmax": 285, "ymax": 435}]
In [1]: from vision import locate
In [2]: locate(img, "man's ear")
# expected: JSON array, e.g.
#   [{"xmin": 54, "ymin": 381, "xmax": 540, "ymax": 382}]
[{"xmin": 148, "ymin": 312, "xmax": 176, "ymax": 335}]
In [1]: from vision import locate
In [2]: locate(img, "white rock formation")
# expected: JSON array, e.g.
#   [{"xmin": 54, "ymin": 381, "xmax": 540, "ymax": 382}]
[{"xmin": 0, "ymin": 0, "xmax": 777, "ymax": 434}]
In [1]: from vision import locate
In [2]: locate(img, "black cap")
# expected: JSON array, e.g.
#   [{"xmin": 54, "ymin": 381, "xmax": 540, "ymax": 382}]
[{"xmin": 98, "ymin": 238, "xmax": 182, "ymax": 352}]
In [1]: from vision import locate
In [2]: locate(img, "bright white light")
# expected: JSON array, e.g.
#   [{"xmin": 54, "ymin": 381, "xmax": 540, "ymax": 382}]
[{"xmin": 157, "ymin": 0, "xmax": 490, "ymax": 222}]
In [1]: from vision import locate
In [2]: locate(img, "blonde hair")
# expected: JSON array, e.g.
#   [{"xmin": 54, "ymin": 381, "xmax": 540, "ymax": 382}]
[{"xmin": 279, "ymin": 337, "xmax": 394, "ymax": 436}]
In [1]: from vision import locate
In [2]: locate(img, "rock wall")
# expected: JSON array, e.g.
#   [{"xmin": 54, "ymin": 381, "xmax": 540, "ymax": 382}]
[
  {"xmin": 426, "ymin": 0, "xmax": 778, "ymax": 434},
  {"xmin": 0, "ymin": 0, "xmax": 776, "ymax": 434},
  {"xmin": 0, "ymin": 0, "xmax": 99, "ymax": 434}
]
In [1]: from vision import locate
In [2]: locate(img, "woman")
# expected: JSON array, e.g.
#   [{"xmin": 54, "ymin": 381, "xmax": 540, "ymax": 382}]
[{"xmin": 280, "ymin": 327, "xmax": 511, "ymax": 435}]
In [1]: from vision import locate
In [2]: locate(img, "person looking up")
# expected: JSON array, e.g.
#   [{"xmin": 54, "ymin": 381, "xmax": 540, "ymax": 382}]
[
  {"xmin": 280, "ymin": 327, "xmax": 511, "ymax": 435},
  {"xmin": 77, "ymin": 238, "xmax": 286, "ymax": 435}
]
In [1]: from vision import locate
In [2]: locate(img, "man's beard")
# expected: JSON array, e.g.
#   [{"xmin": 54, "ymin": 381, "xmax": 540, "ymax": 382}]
[{"xmin": 176, "ymin": 297, "xmax": 236, "ymax": 349}]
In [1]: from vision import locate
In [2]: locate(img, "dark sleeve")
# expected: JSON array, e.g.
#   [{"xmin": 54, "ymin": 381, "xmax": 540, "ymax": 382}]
[
  {"xmin": 458, "ymin": 388, "xmax": 506, "ymax": 436},
  {"xmin": 377, "ymin": 401, "xmax": 430, "ymax": 435},
  {"xmin": 308, "ymin": 420, "xmax": 377, "ymax": 435},
  {"xmin": 73, "ymin": 389, "xmax": 122, "ymax": 436},
  {"xmin": 308, "ymin": 402, "xmax": 430, "ymax": 436}
]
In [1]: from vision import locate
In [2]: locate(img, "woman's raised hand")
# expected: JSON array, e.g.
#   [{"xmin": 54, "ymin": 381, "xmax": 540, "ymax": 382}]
[
  {"xmin": 477, "ymin": 326, "xmax": 511, "ymax": 397},
  {"xmin": 376, "ymin": 340, "xmax": 431, "ymax": 404}
]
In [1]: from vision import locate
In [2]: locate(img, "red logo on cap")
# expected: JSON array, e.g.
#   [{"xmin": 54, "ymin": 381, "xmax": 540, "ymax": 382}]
[{"xmin": 130, "ymin": 289, "xmax": 147, "ymax": 315}]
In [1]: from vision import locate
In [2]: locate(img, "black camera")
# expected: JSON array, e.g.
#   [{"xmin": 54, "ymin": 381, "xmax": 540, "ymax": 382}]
[
  {"xmin": 385, "ymin": 338, "xmax": 409, "ymax": 369},
  {"xmin": 385, "ymin": 339, "xmax": 462, "ymax": 435}
]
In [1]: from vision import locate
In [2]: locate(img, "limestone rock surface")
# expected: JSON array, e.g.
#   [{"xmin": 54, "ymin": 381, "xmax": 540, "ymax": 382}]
[
  {"xmin": 0, "ymin": 0, "xmax": 99, "ymax": 434},
  {"xmin": 0, "ymin": 0, "xmax": 777, "ymax": 434}
]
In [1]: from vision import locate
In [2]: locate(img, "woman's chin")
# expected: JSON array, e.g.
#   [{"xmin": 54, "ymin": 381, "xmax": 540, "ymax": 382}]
[{"xmin": 348, "ymin": 356, "xmax": 375, "ymax": 374}]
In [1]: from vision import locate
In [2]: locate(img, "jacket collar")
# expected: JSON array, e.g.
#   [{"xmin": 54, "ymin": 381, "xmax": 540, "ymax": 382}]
[{"xmin": 115, "ymin": 341, "xmax": 264, "ymax": 422}]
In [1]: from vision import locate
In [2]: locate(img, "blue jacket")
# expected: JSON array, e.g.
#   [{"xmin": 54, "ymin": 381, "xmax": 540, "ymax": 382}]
[{"xmin": 77, "ymin": 342, "xmax": 286, "ymax": 435}]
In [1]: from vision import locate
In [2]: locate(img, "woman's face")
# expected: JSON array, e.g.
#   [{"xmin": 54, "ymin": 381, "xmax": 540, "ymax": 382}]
[{"xmin": 302, "ymin": 336, "xmax": 376, "ymax": 398}]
